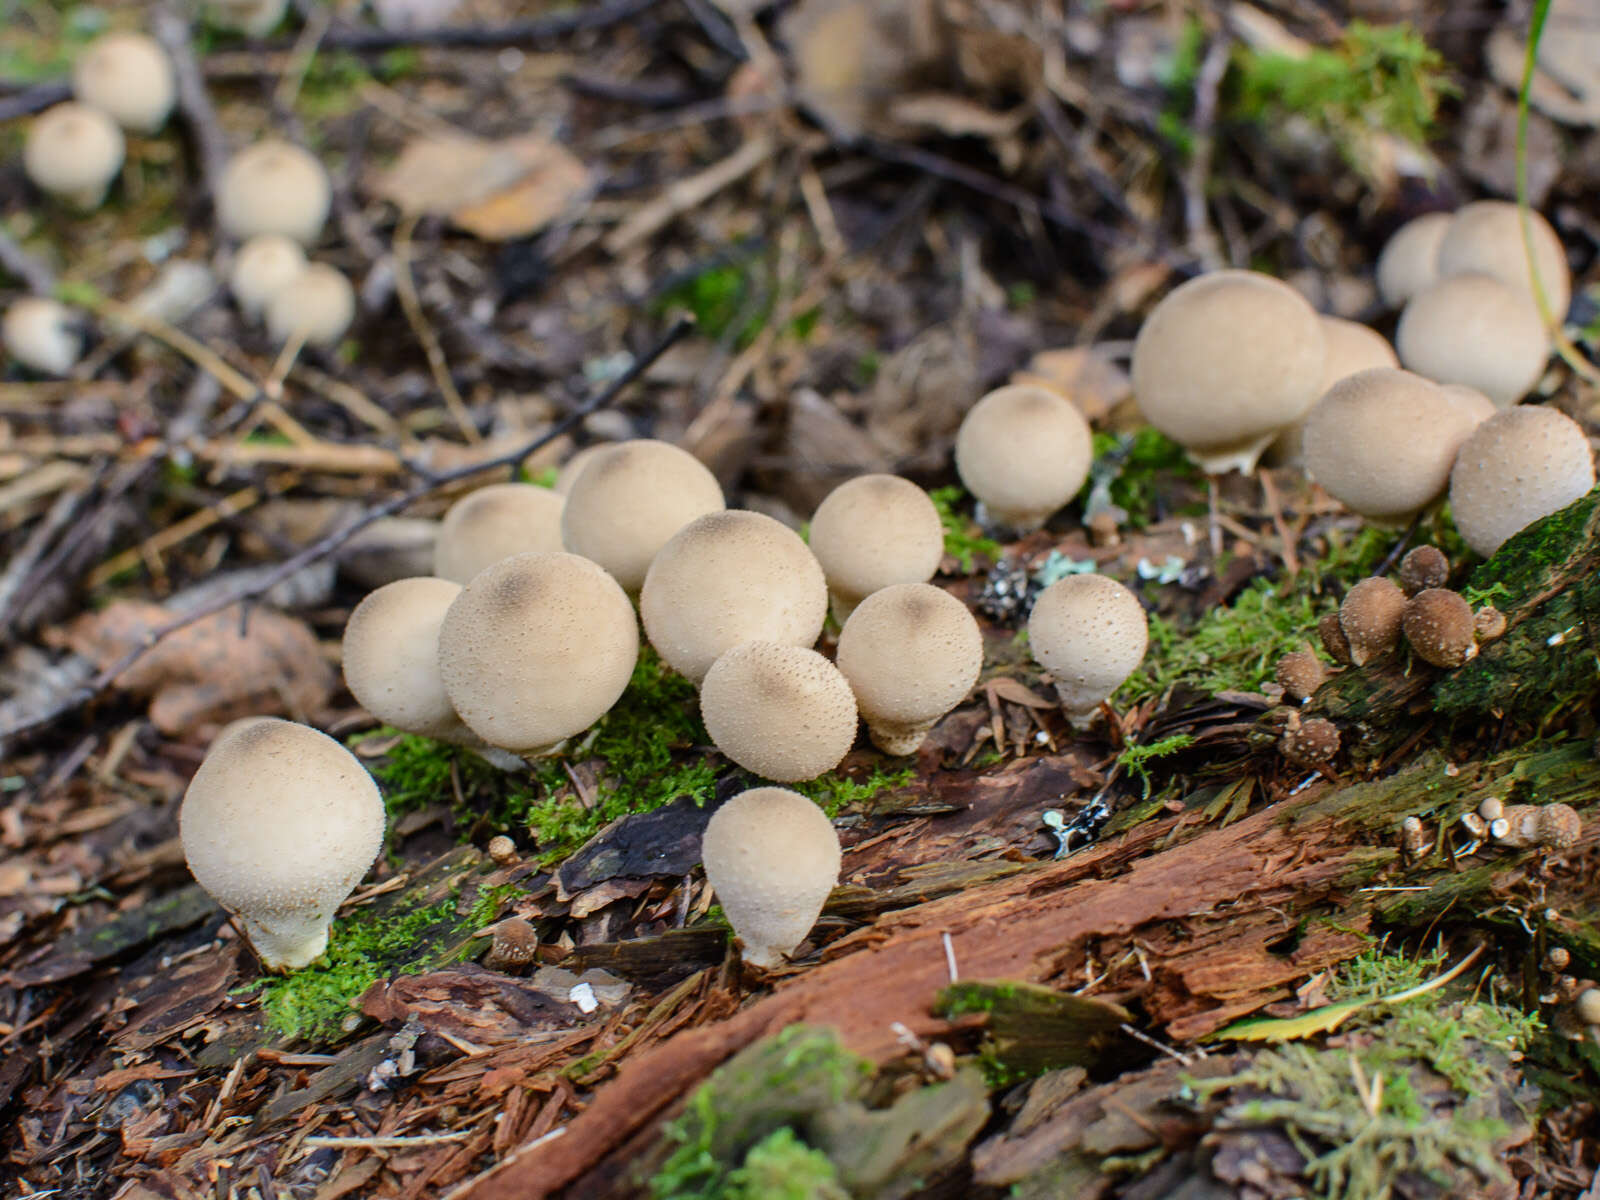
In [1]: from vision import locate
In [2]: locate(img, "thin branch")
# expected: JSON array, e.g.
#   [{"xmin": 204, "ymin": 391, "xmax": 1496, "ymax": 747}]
[
  {"xmin": 276, "ymin": 0, "xmax": 662, "ymax": 52},
  {"xmin": 0, "ymin": 227, "xmax": 57, "ymax": 296},
  {"xmin": 151, "ymin": 4, "xmax": 231, "ymax": 205}
]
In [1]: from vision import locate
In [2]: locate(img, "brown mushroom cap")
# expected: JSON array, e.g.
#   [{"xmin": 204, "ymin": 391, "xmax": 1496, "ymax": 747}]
[
  {"xmin": 1131, "ymin": 270, "xmax": 1325, "ymax": 475},
  {"xmin": 72, "ymin": 32, "xmax": 175, "ymax": 133},
  {"xmin": 1398, "ymin": 545, "xmax": 1450, "ymax": 596},
  {"xmin": 1376, "ymin": 212, "xmax": 1453, "ymax": 309},
  {"xmin": 24, "ymin": 102, "xmax": 125, "ymax": 210},
  {"xmin": 1275, "ymin": 647, "xmax": 1327, "ymax": 703},
  {"xmin": 1318, "ymin": 612, "xmax": 1352, "ymax": 665},
  {"xmin": 1281, "ymin": 714, "xmax": 1341, "ymax": 767},
  {"xmin": 1448, "ymin": 406, "xmax": 1596, "ymax": 558},
  {"xmin": 953, "ymin": 385, "xmax": 1093, "ymax": 531},
  {"xmin": 342, "ymin": 576, "xmax": 467, "ymax": 740},
  {"xmin": 3, "ymin": 297, "xmax": 83, "ymax": 377},
  {"xmin": 434, "ymin": 483, "xmax": 565, "ymax": 585},
  {"xmin": 700, "ymin": 786, "xmax": 840, "ymax": 968},
  {"xmin": 1436, "ymin": 200, "xmax": 1571, "ymax": 320},
  {"xmin": 1474, "ymin": 606, "xmax": 1507, "ymax": 641},
  {"xmin": 438, "ymin": 551, "xmax": 639, "ymax": 755},
  {"xmin": 700, "ymin": 642, "xmax": 858, "ymax": 781},
  {"xmin": 264, "ymin": 263, "xmax": 355, "ymax": 347},
  {"xmin": 217, "ymin": 140, "xmax": 331, "ymax": 245},
  {"xmin": 1027, "ymin": 574, "xmax": 1148, "ymax": 726},
  {"xmin": 560, "ymin": 440, "xmax": 726, "ymax": 591},
  {"xmin": 1402, "ymin": 588, "xmax": 1477, "ymax": 668},
  {"xmin": 808, "ymin": 475, "xmax": 944, "ymax": 621},
  {"xmin": 1339, "ymin": 577, "xmax": 1407, "ymax": 667},
  {"xmin": 640, "ymin": 511, "xmax": 828, "ymax": 684},
  {"xmin": 1395, "ymin": 274, "xmax": 1549, "ymax": 407},
  {"xmin": 836, "ymin": 582, "xmax": 983, "ymax": 755},
  {"xmin": 230, "ymin": 235, "xmax": 307, "ymax": 320},
  {"xmin": 180, "ymin": 717, "xmax": 385, "ymax": 970}
]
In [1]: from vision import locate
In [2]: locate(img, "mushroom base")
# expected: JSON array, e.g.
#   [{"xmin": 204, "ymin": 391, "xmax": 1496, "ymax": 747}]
[
  {"xmin": 237, "ymin": 909, "xmax": 333, "ymax": 972},
  {"xmin": 865, "ymin": 719, "xmax": 936, "ymax": 757},
  {"xmin": 1186, "ymin": 432, "xmax": 1278, "ymax": 478},
  {"xmin": 974, "ymin": 501, "xmax": 1050, "ymax": 537},
  {"xmin": 828, "ymin": 591, "xmax": 862, "ymax": 626}
]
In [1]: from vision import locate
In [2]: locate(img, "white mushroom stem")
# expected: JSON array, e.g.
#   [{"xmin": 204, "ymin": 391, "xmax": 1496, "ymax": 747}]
[{"xmin": 864, "ymin": 718, "xmax": 938, "ymax": 757}]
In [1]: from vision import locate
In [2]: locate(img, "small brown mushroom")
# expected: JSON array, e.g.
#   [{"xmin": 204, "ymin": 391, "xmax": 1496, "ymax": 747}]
[
  {"xmin": 1398, "ymin": 546, "xmax": 1449, "ymax": 597},
  {"xmin": 1544, "ymin": 946, "xmax": 1571, "ymax": 973},
  {"xmin": 486, "ymin": 835, "xmax": 517, "ymax": 865},
  {"xmin": 1478, "ymin": 797, "xmax": 1505, "ymax": 823},
  {"xmin": 1318, "ymin": 612, "xmax": 1352, "ymax": 666},
  {"xmin": 1280, "ymin": 714, "xmax": 1340, "ymax": 767},
  {"xmin": 1400, "ymin": 815, "xmax": 1428, "ymax": 858},
  {"xmin": 1495, "ymin": 803, "xmax": 1582, "ymax": 850},
  {"xmin": 1339, "ymin": 577, "xmax": 1407, "ymax": 666},
  {"xmin": 1275, "ymin": 646, "xmax": 1327, "ymax": 703},
  {"xmin": 1402, "ymin": 588, "xmax": 1477, "ymax": 668},
  {"xmin": 1474, "ymin": 606, "xmax": 1507, "ymax": 642},
  {"xmin": 483, "ymin": 918, "xmax": 540, "ymax": 971}
]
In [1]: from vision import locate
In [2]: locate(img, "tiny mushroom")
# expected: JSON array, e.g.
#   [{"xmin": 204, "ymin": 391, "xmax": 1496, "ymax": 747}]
[
  {"xmin": 180, "ymin": 717, "xmax": 385, "ymax": 970},
  {"xmin": 1448, "ymin": 407, "xmax": 1596, "ymax": 558},
  {"xmin": 1398, "ymin": 545, "xmax": 1449, "ymax": 597},
  {"xmin": 1375, "ymin": 211, "xmax": 1453, "ymax": 308},
  {"xmin": 72, "ymin": 32, "xmax": 175, "ymax": 133},
  {"xmin": 438, "ymin": 552, "xmax": 640, "ymax": 755},
  {"xmin": 1339, "ymin": 577, "xmax": 1408, "ymax": 666},
  {"xmin": 1475, "ymin": 606, "xmax": 1507, "ymax": 641},
  {"xmin": 700, "ymin": 642, "xmax": 859, "ymax": 781},
  {"xmin": 1480, "ymin": 797, "xmax": 1505, "ymax": 823},
  {"xmin": 1395, "ymin": 274, "xmax": 1548, "ymax": 407},
  {"xmin": 953, "ymin": 384, "xmax": 1092, "ymax": 531},
  {"xmin": 1496, "ymin": 803, "xmax": 1582, "ymax": 850},
  {"xmin": 3, "ymin": 297, "xmax": 83, "ymax": 376},
  {"xmin": 483, "ymin": 918, "xmax": 540, "ymax": 971},
  {"xmin": 229, "ymin": 234, "xmax": 307, "ymax": 319},
  {"xmin": 1436, "ymin": 200, "xmax": 1571, "ymax": 320},
  {"xmin": 1402, "ymin": 588, "xmax": 1477, "ymax": 668},
  {"xmin": 217, "ymin": 140, "xmax": 332, "ymax": 245},
  {"xmin": 700, "ymin": 787, "xmax": 841, "ymax": 969},
  {"xmin": 1027, "ymin": 574, "xmax": 1149, "ymax": 728},
  {"xmin": 560, "ymin": 439, "xmax": 725, "ymax": 592},
  {"xmin": 1281, "ymin": 713, "xmax": 1341, "ymax": 768},
  {"xmin": 808, "ymin": 475, "xmax": 945, "ymax": 621},
  {"xmin": 264, "ymin": 263, "xmax": 355, "ymax": 348},
  {"xmin": 24, "ymin": 102, "xmax": 125, "ymax": 210},
  {"xmin": 1275, "ymin": 646, "xmax": 1327, "ymax": 704},
  {"xmin": 1318, "ymin": 611, "xmax": 1352, "ymax": 666},
  {"xmin": 342, "ymin": 576, "xmax": 469, "ymax": 741},
  {"xmin": 434, "ymin": 483, "xmax": 566, "ymax": 584},
  {"xmin": 835, "ymin": 582, "xmax": 984, "ymax": 755}
]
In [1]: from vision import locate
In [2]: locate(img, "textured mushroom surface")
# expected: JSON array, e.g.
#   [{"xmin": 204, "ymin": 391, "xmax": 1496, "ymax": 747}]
[
  {"xmin": 1027, "ymin": 574, "xmax": 1148, "ymax": 726},
  {"xmin": 700, "ymin": 642, "xmax": 858, "ymax": 781},
  {"xmin": 1317, "ymin": 612, "xmax": 1352, "ymax": 665},
  {"xmin": 809, "ymin": 475, "xmax": 944, "ymax": 620},
  {"xmin": 1396, "ymin": 274, "xmax": 1548, "ymax": 406},
  {"xmin": 1449, "ymin": 406, "xmax": 1596, "ymax": 557},
  {"xmin": 1436, "ymin": 200, "xmax": 1571, "ymax": 319},
  {"xmin": 1339, "ymin": 577, "xmax": 1408, "ymax": 666},
  {"xmin": 3, "ymin": 298, "xmax": 82, "ymax": 377},
  {"xmin": 342, "ymin": 576, "xmax": 466, "ymax": 739},
  {"xmin": 24, "ymin": 102, "xmax": 125, "ymax": 210},
  {"xmin": 72, "ymin": 32, "xmax": 175, "ymax": 133},
  {"xmin": 1281, "ymin": 715, "xmax": 1341, "ymax": 767},
  {"xmin": 230, "ymin": 235, "xmax": 307, "ymax": 319},
  {"xmin": 953, "ymin": 385, "xmax": 1092, "ymax": 531},
  {"xmin": 217, "ymin": 140, "xmax": 332, "ymax": 245},
  {"xmin": 1274, "ymin": 648, "xmax": 1327, "ymax": 703},
  {"xmin": 1376, "ymin": 211, "xmax": 1452, "ymax": 308},
  {"xmin": 264, "ymin": 263, "xmax": 355, "ymax": 347},
  {"xmin": 1398, "ymin": 545, "xmax": 1449, "ymax": 597},
  {"xmin": 1402, "ymin": 588, "xmax": 1477, "ymax": 668},
  {"xmin": 435, "ymin": 483, "xmax": 565, "ymax": 584}
]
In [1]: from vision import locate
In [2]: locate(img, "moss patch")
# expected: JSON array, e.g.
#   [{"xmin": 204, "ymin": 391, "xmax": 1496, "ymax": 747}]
[
  {"xmin": 929, "ymin": 486, "xmax": 1001, "ymax": 573},
  {"xmin": 795, "ymin": 763, "xmax": 916, "ymax": 817}
]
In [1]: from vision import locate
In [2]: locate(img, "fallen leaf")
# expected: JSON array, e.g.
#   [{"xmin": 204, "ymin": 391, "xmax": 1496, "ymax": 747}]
[{"xmin": 373, "ymin": 134, "xmax": 591, "ymax": 241}]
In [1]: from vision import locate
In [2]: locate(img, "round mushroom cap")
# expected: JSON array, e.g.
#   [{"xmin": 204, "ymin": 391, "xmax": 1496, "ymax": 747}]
[
  {"xmin": 1318, "ymin": 611, "xmax": 1352, "ymax": 665},
  {"xmin": 438, "ymin": 552, "xmax": 639, "ymax": 755},
  {"xmin": 72, "ymin": 32, "xmax": 175, "ymax": 133},
  {"xmin": 1339, "ymin": 576, "xmax": 1407, "ymax": 666},
  {"xmin": 809, "ymin": 475, "xmax": 944, "ymax": 618},
  {"xmin": 1268, "ymin": 317, "xmax": 1399, "ymax": 467},
  {"xmin": 1396, "ymin": 274, "xmax": 1549, "ymax": 407},
  {"xmin": 1448, "ymin": 406, "xmax": 1596, "ymax": 557},
  {"xmin": 836, "ymin": 583, "xmax": 983, "ymax": 755},
  {"xmin": 1402, "ymin": 588, "xmax": 1477, "ymax": 668},
  {"xmin": 1274, "ymin": 647, "xmax": 1327, "ymax": 703},
  {"xmin": 640, "ymin": 511, "xmax": 828, "ymax": 684},
  {"xmin": 1131, "ymin": 270, "xmax": 1326, "ymax": 475},
  {"xmin": 230, "ymin": 235, "xmax": 307, "ymax": 319},
  {"xmin": 24, "ymin": 102, "xmax": 125, "ymax": 209},
  {"xmin": 3, "ymin": 297, "xmax": 83, "ymax": 377},
  {"xmin": 1375, "ymin": 212, "xmax": 1452, "ymax": 308},
  {"xmin": 342, "ymin": 576, "xmax": 466, "ymax": 739},
  {"xmin": 1398, "ymin": 545, "xmax": 1450, "ymax": 596},
  {"xmin": 264, "ymin": 263, "xmax": 355, "ymax": 348},
  {"xmin": 1436, "ymin": 200, "xmax": 1571, "ymax": 320},
  {"xmin": 1302, "ymin": 368, "xmax": 1486, "ymax": 523},
  {"xmin": 217, "ymin": 140, "xmax": 331, "ymax": 245},
  {"xmin": 434, "ymin": 484, "xmax": 566, "ymax": 584},
  {"xmin": 179, "ymin": 717, "xmax": 385, "ymax": 970},
  {"xmin": 700, "ymin": 643, "xmax": 858, "ymax": 781},
  {"xmin": 1281, "ymin": 715, "xmax": 1341, "ymax": 767},
  {"xmin": 701, "ymin": 786, "xmax": 840, "ymax": 968},
  {"xmin": 560, "ymin": 440, "xmax": 726, "ymax": 591},
  {"xmin": 954, "ymin": 384, "xmax": 1093, "ymax": 531},
  {"xmin": 553, "ymin": 444, "xmax": 610, "ymax": 496},
  {"xmin": 1027, "ymin": 574, "xmax": 1148, "ymax": 724}
]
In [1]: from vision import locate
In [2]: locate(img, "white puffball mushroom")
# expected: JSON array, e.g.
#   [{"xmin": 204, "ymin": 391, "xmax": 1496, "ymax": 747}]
[
  {"xmin": 72, "ymin": 32, "xmax": 175, "ymax": 134},
  {"xmin": 953, "ymin": 384, "xmax": 1092, "ymax": 532},
  {"xmin": 264, "ymin": 263, "xmax": 355, "ymax": 348},
  {"xmin": 808, "ymin": 474, "xmax": 945, "ymax": 622},
  {"xmin": 3, "ymin": 297, "xmax": 84, "ymax": 376},
  {"xmin": 180, "ymin": 717, "xmax": 385, "ymax": 971},
  {"xmin": 230, "ymin": 235, "xmax": 307, "ymax": 319},
  {"xmin": 1131, "ymin": 270, "xmax": 1326, "ymax": 475},
  {"xmin": 1027, "ymin": 574, "xmax": 1149, "ymax": 728},
  {"xmin": 1268, "ymin": 316, "xmax": 1399, "ymax": 467},
  {"xmin": 554, "ymin": 443, "xmax": 610, "ymax": 495},
  {"xmin": 434, "ymin": 483, "xmax": 565, "ymax": 584},
  {"xmin": 1448, "ymin": 407, "xmax": 1596, "ymax": 558},
  {"xmin": 1436, "ymin": 199, "xmax": 1571, "ymax": 320},
  {"xmin": 342, "ymin": 576, "xmax": 469, "ymax": 741},
  {"xmin": 836, "ymin": 582, "xmax": 983, "ymax": 755},
  {"xmin": 701, "ymin": 786, "xmax": 840, "ymax": 969},
  {"xmin": 700, "ymin": 642, "xmax": 859, "ymax": 782},
  {"xmin": 1375, "ymin": 212, "xmax": 1452, "ymax": 308},
  {"xmin": 1396, "ymin": 274, "xmax": 1549, "ymax": 407},
  {"xmin": 217, "ymin": 140, "xmax": 332, "ymax": 246},
  {"xmin": 24, "ymin": 102, "xmax": 125, "ymax": 210}
]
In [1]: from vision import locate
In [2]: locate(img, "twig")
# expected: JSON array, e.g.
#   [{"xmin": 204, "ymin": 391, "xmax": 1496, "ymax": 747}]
[
  {"xmin": 274, "ymin": 0, "xmax": 661, "ymax": 52},
  {"xmin": 0, "ymin": 228, "xmax": 57, "ymax": 296},
  {"xmin": 604, "ymin": 135, "xmax": 776, "ymax": 255},
  {"xmin": 151, "ymin": 4, "xmax": 231, "ymax": 205},
  {"xmin": 1182, "ymin": 35, "xmax": 1231, "ymax": 271},
  {"xmin": 0, "ymin": 79, "xmax": 68, "ymax": 123},
  {"xmin": 393, "ymin": 214, "xmax": 480, "ymax": 442}
]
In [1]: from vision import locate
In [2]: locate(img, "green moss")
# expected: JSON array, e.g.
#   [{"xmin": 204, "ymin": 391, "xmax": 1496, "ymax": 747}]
[
  {"xmin": 1116, "ymin": 734, "xmax": 1196, "ymax": 798},
  {"xmin": 795, "ymin": 764, "xmax": 916, "ymax": 817},
  {"xmin": 656, "ymin": 256, "xmax": 771, "ymax": 348},
  {"xmin": 929, "ymin": 486, "xmax": 1001, "ymax": 573},
  {"xmin": 1081, "ymin": 429, "xmax": 1200, "ymax": 529}
]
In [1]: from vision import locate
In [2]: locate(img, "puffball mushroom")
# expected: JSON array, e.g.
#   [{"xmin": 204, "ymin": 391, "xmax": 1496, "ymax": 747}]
[
  {"xmin": 701, "ymin": 787, "xmax": 840, "ymax": 968},
  {"xmin": 836, "ymin": 583, "xmax": 983, "ymax": 755},
  {"xmin": 1318, "ymin": 612, "xmax": 1352, "ymax": 666},
  {"xmin": 554, "ymin": 443, "xmax": 609, "ymax": 495},
  {"xmin": 560, "ymin": 439, "xmax": 725, "ymax": 591},
  {"xmin": 1398, "ymin": 545, "xmax": 1449, "ymax": 597},
  {"xmin": 1339, "ymin": 577, "xmax": 1407, "ymax": 666},
  {"xmin": 1448, "ymin": 407, "xmax": 1596, "ymax": 558},
  {"xmin": 3, "ymin": 297, "xmax": 83, "ymax": 376},
  {"xmin": 808, "ymin": 475, "xmax": 944, "ymax": 621},
  {"xmin": 1436, "ymin": 200, "xmax": 1571, "ymax": 320},
  {"xmin": 438, "ymin": 552, "xmax": 639, "ymax": 756},
  {"xmin": 1402, "ymin": 588, "xmax": 1477, "ymax": 668},
  {"xmin": 1375, "ymin": 211, "xmax": 1452, "ymax": 308},
  {"xmin": 700, "ymin": 642, "xmax": 858, "ymax": 781},
  {"xmin": 72, "ymin": 32, "xmax": 175, "ymax": 133},
  {"xmin": 264, "ymin": 263, "xmax": 355, "ymax": 348},
  {"xmin": 217, "ymin": 140, "xmax": 332, "ymax": 245},
  {"xmin": 24, "ymin": 102, "xmax": 125, "ymax": 210},
  {"xmin": 640, "ymin": 511, "xmax": 828, "ymax": 684},
  {"xmin": 1268, "ymin": 316, "xmax": 1398, "ymax": 466},
  {"xmin": 342, "ymin": 576, "xmax": 468, "ymax": 740},
  {"xmin": 230, "ymin": 235, "xmax": 307, "ymax": 319},
  {"xmin": 1027, "ymin": 574, "xmax": 1148, "ymax": 728},
  {"xmin": 1274, "ymin": 647, "xmax": 1327, "ymax": 704},
  {"xmin": 1395, "ymin": 274, "xmax": 1548, "ymax": 407},
  {"xmin": 953, "ymin": 384, "xmax": 1092, "ymax": 532},
  {"xmin": 1130, "ymin": 270, "xmax": 1325, "ymax": 475},
  {"xmin": 1281, "ymin": 714, "xmax": 1341, "ymax": 767},
  {"xmin": 180, "ymin": 717, "xmax": 385, "ymax": 971},
  {"xmin": 434, "ymin": 483, "xmax": 565, "ymax": 584}
]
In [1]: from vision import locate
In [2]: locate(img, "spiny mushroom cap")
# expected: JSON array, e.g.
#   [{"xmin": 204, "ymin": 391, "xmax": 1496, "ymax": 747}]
[
  {"xmin": 438, "ymin": 551, "xmax": 639, "ymax": 754},
  {"xmin": 1318, "ymin": 611, "xmax": 1352, "ymax": 665},
  {"xmin": 3, "ymin": 297, "xmax": 82, "ymax": 377},
  {"xmin": 342, "ymin": 576, "xmax": 466, "ymax": 740},
  {"xmin": 701, "ymin": 787, "xmax": 840, "ymax": 968},
  {"xmin": 1275, "ymin": 647, "xmax": 1327, "ymax": 703},
  {"xmin": 953, "ymin": 384, "xmax": 1092, "ymax": 530},
  {"xmin": 1402, "ymin": 588, "xmax": 1477, "ymax": 668},
  {"xmin": 553, "ymin": 444, "xmax": 609, "ymax": 496},
  {"xmin": 700, "ymin": 642, "xmax": 858, "ymax": 782},
  {"xmin": 72, "ymin": 32, "xmax": 175, "ymax": 133},
  {"xmin": 264, "ymin": 263, "xmax": 355, "ymax": 348},
  {"xmin": 1436, "ymin": 200, "xmax": 1571, "ymax": 320},
  {"xmin": 1448, "ymin": 406, "xmax": 1596, "ymax": 558},
  {"xmin": 1395, "ymin": 274, "xmax": 1549, "ymax": 407},
  {"xmin": 640, "ymin": 511, "xmax": 828, "ymax": 684},
  {"xmin": 836, "ymin": 583, "xmax": 983, "ymax": 755},
  {"xmin": 24, "ymin": 102, "xmax": 125, "ymax": 208},
  {"xmin": 1130, "ymin": 270, "xmax": 1325, "ymax": 475},
  {"xmin": 560, "ymin": 440, "xmax": 726, "ymax": 591},
  {"xmin": 1281, "ymin": 715, "xmax": 1340, "ymax": 766},
  {"xmin": 435, "ymin": 483, "xmax": 566, "ymax": 584},
  {"xmin": 1398, "ymin": 545, "xmax": 1450, "ymax": 596},
  {"xmin": 1376, "ymin": 211, "xmax": 1452, "ymax": 308},
  {"xmin": 180, "ymin": 717, "xmax": 385, "ymax": 970},
  {"xmin": 1302, "ymin": 368, "xmax": 1487, "ymax": 523},
  {"xmin": 1027, "ymin": 574, "xmax": 1148, "ymax": 724},
  {"xmin": 1475, "ymin": 605, "xmax": 1507, "ymax": 641},
  {"xmin": 216, "ymin": 140, "xmax": 331, "ymax": 245},
  {"xmin": 230, "ymin": 235, "xmax": 307, "ymax": 319},
  {"xmin": 1537, "ymin": 804, "xmax": 1582, "ymax": 850},
  {"xmin": 808, "ymin": 475, "xmax": 944, "ymax": 618},
  {"xmin": 1339, "ymin": 577, "xmax": 1407, "ymax": 666}
]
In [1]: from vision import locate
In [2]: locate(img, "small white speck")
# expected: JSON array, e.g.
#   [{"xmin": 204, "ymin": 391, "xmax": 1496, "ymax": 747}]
[
  {"xmin": 499, "ymin": 48, "xmax": 524, "ymax": 72},
  {"xmin": 570, "ymin": 982, "xmax": 597, "ymax": 1013}
]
